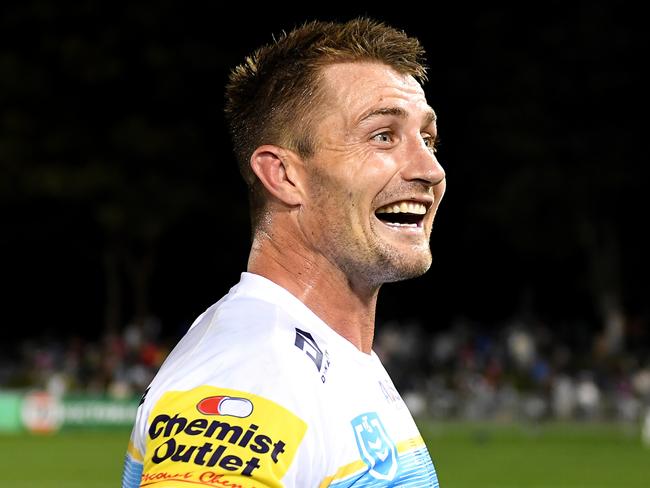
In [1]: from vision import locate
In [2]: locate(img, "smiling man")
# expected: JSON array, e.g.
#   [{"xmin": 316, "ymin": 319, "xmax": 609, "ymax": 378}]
[{"xmin": 123, "ymin": 18, "xmax": 445, "ymax": 488}]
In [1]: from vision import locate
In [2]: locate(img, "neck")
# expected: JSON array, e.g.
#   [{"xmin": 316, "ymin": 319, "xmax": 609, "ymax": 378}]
[{"xmin": 248, "ymin": 227, "xmax": 379, "ymax": 354}]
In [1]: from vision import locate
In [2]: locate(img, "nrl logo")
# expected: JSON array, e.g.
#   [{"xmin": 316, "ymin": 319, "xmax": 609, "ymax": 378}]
[{"xmin": 351, "ymin": 412, "xmax": 398, "ymax": 480}]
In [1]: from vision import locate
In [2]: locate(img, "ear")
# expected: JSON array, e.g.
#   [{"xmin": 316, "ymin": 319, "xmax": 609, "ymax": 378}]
[{"xmin": 250, "ymin": 145, "xmax": 304, "ymax": 206}]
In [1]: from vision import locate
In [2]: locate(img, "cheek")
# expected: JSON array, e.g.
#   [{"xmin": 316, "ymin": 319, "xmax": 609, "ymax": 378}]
[
  {"xmin": 358, "ymin": 159, "xmax": 402, "ymax": 203},
  {"xmin": 350, "ymin": 150, "xmax": 397, "ymax": 179},
  {"xmin": 309, "ymin": 150, "xmax": 394, "ymax": 216}
]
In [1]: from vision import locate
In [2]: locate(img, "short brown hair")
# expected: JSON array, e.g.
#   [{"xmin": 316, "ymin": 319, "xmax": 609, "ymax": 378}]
[{"xmin": 224, "ymin": 18, "xmax": 428, "ymax": 224}]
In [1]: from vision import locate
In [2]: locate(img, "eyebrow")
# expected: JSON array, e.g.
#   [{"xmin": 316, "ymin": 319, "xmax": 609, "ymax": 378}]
[{"xmin": 357, "ymin": 106, "xmax": 437, "ymax": 127}]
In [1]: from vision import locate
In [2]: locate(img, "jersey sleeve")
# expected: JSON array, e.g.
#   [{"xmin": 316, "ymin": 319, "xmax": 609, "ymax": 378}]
[
  {"xmin": 126, "ymin": 385, "xmax": 308, "ymax": 487},
  {"xmin": 121, "ymin": 436, "xmax": 144, "ymax": 488}
]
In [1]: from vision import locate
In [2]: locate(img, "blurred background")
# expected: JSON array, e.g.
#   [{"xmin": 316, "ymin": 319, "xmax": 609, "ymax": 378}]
[{"xmin": 1, "ymin": 1, "xmax": 648, "ymax": 486}]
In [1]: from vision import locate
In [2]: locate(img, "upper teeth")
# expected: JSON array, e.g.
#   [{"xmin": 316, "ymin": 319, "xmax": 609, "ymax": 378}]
[{"xmin": 376, "ymin": 201, "xmax": 427, "ymax": 215}]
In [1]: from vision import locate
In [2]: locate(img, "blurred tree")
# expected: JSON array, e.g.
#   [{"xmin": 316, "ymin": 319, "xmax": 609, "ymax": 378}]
[
  {"xmin": 450, "ymin": 4, "xmax": 647, "ymax": 348},
  {"xmin": 1, "ymin": 2, "xmax": 646, "ymax": 340},
  {"xmin": 0, "ymin": 2, "xmax": 233, "ymax": 332}
]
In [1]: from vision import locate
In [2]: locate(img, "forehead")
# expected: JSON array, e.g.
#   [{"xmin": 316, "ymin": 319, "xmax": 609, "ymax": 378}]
[{"xmin": 319, "ymin": 62, "xmax": 430, "ymax": 125}]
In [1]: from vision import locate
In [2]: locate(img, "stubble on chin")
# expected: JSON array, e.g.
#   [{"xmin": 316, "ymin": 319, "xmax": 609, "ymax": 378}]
[
  {"xmin": 344, "ymin": 239, "xmax": 432, "ymax": 288},
  {"xmin": 380, "ymin": 247, "xmax": 432, "ymax": 283}
]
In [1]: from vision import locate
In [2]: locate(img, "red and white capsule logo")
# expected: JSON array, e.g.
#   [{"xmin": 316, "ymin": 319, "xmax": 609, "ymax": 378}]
[{"xmin": 197, "ymin": 396, "xmax": 253, "ymax": 418}]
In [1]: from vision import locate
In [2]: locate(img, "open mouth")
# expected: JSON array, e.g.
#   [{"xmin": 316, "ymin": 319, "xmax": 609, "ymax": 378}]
[{"xmin": 374, "ymin": 201, "xmax": 427, "ymax": 228}]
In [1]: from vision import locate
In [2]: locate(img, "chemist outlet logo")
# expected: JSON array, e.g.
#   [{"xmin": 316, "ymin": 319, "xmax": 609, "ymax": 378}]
[{"xmin": 143, "ymin": 386, "xmax": 306, "ymax": 484}]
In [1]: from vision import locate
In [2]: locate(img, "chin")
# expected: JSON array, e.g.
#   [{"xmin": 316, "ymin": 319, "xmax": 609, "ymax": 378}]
[
  {"xmin": 373, "ymin": 251, "xmax": 432, "ymax": 284},
  {"xmin": 390, "ymin": 260, "xmax": 431, "ymax": 282}
]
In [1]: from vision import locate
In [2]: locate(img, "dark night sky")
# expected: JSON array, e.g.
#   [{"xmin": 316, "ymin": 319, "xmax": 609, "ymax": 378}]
[{"xmin": 1, "ymin": 2, "xmax": 648, "ymax": 343}]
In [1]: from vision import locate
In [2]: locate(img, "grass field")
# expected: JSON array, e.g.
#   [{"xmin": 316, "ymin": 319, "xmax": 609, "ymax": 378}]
[
  {"xmin": 0, "ymin": 422, "xmax": 648, "ymax": 487},
  {"xmin": 422, "ymin": 421, "xmax": 650, "ymax": 487}
]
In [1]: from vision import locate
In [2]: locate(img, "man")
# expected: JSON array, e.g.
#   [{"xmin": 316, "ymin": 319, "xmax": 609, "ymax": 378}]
[{"xmin": 122, "ymin": 17, "xmax": 446, "ymax": 487}]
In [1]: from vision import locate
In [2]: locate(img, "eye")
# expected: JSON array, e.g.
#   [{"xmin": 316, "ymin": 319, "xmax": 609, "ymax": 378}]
[
  {"xmin": 422, "ymin": 133, "xmax": 439, "ymax": 153},
  {"xmin": 371, "ymin": 131, "xmax": 393, "ymax": 144}
]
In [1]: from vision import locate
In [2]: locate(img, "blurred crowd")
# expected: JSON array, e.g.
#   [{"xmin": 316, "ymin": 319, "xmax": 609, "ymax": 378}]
[
  {"xmin": 0, "ymin": 316, "xmax": 169, "ymax": 400},
  {"xmin": 375, "ymin": 314, "xmax": 650, "ymax": 423},
  {"xmin": 1, "ymin": 313, "xmax": 649, "ymax": 423}
]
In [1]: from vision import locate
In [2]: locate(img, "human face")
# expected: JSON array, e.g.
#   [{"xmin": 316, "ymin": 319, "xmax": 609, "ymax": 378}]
[{"xmin": 298, "ymin": 62, "xmax": 446, "ymax": 287}]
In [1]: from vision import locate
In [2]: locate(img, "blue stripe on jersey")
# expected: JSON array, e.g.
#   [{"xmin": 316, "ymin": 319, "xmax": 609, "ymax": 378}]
[
  {"xmin": 329, "ymin": 446, "xmax": 439, "ymax": 488},
  {"xmin": 121, "ymin": 454, "xmax": 143, "ymax": 488}
]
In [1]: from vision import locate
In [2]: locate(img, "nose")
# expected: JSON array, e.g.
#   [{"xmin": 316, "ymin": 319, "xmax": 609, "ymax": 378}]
[{"xmin": 400, "ymin": 135, "xmax": 446, "ymax": 187}]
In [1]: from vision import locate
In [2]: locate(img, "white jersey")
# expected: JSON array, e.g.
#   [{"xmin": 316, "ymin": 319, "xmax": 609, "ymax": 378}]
[{"xmin": 122, "ymin": 272, "xmax": 440, "ymax": 487}]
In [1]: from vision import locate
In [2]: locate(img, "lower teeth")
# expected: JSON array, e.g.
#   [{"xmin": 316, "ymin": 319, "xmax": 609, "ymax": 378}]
[{"xmin": 388, "ymin": 222, "xmax": 417, "ymax": 228}]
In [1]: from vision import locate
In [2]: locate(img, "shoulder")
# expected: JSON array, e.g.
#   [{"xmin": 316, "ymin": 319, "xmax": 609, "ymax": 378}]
[
  {"xmin": 142, "ymin": 292, "xmax": 328, "ymax": 415},
  {"xmin": 130, "ymin": 295, "xmax": 336, "ymax": 484}
]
